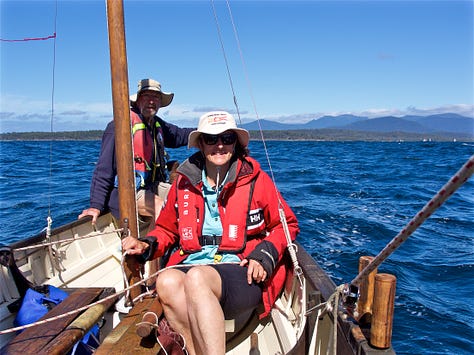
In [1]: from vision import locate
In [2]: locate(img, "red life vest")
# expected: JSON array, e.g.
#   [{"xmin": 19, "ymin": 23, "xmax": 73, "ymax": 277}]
[
  {"xmin": 175, "ymin": 175, "xmax": 254, "ymax": 253},
  {"xmin": 130, "ymin": 111, "xmax": 164, "ymax": 187}
]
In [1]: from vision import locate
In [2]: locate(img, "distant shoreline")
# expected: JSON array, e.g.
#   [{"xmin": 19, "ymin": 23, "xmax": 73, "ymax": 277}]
[{"xmin": 0, "ymin": 129, "xmax": 472, "ymax": 142}]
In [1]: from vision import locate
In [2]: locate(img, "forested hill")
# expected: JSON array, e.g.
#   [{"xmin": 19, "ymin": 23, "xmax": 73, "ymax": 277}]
[
  {"xmin": 2, "ymin": 113, "xmax": 472, "ymax": 141},
  {"xmin": 0, "ymin": 130, "xmax": 104, "ymax": 141},
  {"xmin": 1, "ymin": 129, "xmax": 472, "ymax": 142}
]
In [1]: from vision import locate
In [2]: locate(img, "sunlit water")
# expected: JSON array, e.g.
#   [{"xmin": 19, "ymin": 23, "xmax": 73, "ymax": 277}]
[{"xmin": 1, "ymin": 140, "xmax": 473, "ymax": 354}]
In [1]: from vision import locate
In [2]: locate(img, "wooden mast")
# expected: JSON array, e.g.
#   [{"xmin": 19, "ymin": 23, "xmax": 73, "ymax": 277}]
[{"xmin": 105, "ymin": 0, "xmax": 141, "ymax": 302}]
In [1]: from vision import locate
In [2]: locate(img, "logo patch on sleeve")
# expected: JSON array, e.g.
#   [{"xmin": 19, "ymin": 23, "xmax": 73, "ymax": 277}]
[{"xmin": 247, "ymin": 208, "xmax": 264, "ymax": 230}]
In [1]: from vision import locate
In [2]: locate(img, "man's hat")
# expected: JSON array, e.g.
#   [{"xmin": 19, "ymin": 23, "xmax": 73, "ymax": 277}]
[{"xmin": 130, "ymin": 78, "xmax": 174, "ymax": 107}]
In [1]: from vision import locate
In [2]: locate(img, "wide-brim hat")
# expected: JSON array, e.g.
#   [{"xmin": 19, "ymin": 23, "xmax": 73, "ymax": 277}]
[
  {"xmin": 129, "ymin": 78, "xmax": 174, "ymax": 107},
  {"xmin": 188, "ymin": 111, "xmax": 249, "ymax": 149}
]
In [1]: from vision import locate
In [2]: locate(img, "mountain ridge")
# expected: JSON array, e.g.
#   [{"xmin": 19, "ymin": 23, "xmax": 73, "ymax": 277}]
[
  {"xmin": 1, "ymin": 113, "xmax": 472, "ymax": 141},
  {"xmin": 241, "ymin": 113, "xmax": 473, "ymax": 136}
]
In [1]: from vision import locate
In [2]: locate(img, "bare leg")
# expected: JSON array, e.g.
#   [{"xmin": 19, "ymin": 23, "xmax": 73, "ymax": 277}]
[
  {"xmin": 184, "ymin": 266, "xmax": 225, "ymax": 355},
  {"xmin": 137, "ymin": 190, "xmax": 163, "ymax": 287},
  {"xmin": 156, "ymin": 269, "xmax": 196, "ymax": 354},
  {"xmin": 152, "ymin": 193, "xmax": 164, "ymax": 222},
  {"xmin": 157, "ymin": 266, "xmax": 225, "ymax": 355},
  {"xmin": 137, "ymin": 190, "xmax": 164, "ymax": 229}
]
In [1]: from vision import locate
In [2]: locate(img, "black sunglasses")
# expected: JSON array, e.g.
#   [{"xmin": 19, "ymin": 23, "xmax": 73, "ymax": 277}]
[{"xmin": 201, "ymin": 132, "xmax": 237, "ymax": 145}]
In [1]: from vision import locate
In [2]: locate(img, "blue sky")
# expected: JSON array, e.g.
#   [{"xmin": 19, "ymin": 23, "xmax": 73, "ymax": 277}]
[{"xmin": 1, "ymin": 0, "xmax": 473, "ymax": 133}]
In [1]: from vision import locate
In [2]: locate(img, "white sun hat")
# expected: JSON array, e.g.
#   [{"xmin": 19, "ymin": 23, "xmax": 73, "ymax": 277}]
[{"xmin": 188, "ymin": 111, "xmax": 249, "ymax": 149}]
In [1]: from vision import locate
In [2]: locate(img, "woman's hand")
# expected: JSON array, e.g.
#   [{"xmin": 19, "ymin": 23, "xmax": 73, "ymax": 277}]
[
  {"xmin": 240, "ymin": 258, "xmax": 267, "ymax": 284},
  {"xmin": 122, "ymin": 236, "xmax": 150, "ymax": 255}
]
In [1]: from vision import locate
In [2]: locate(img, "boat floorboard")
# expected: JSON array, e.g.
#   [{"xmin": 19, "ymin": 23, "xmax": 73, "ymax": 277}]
[{"xmin": 95, "ymin": 297, "xmax": 162, "ymax": 354}]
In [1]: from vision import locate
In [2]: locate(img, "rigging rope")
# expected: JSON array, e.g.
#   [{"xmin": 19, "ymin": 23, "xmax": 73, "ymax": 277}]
[
  {"xmin": 222, "ymin": 0, "xmax": 279, "ymax": 189},
  {"xmin": 47, "ymin": 0, "xmax": 59, "ymax": 220},
  {"xmin": 3, "ymin": 1, "xmax": 59, "ymax": 229},
  {"xmin": 212, "ymin": 0, "xmax": 302, "ymax": 277},
  {"xmin": 209, "ymin": 0, "xmax": 241, "ymax": 122},
  {"xmin": 0, "ymin": 34, "xmax": 56, "ymax": 42},
  {"xmin": 0, "ymin": 259, "xmax": 243, "ymax": 336},
  {"xmin": 221, "ymin": 1, "xmax": 304, "ymax": 280},
  {"xmin": 211, "ymin": 6, "xmax": 307, "ymax": 350},
  {"xmin": 12, "ymin": 227, "xmax": 124, "ymax": 252},
  {"xmin": 210, "ymin": 7, "xmax": 305, "ymax": 342},
  {"xmin": 311, "ymin": 156, "xmax": 474, "ymax": 354},
  {"xmin": 351, "ymin": 154, "xmax": 474, "ymax": 287},
  {"xmin": 0, "ymin": 268, "xmax": 154, "ymax": 336}
]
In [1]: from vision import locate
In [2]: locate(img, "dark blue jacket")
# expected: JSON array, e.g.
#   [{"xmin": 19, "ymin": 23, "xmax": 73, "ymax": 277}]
[{"xmin": 89, "ymin": 112, "xmax": 194, "ymax": 218}]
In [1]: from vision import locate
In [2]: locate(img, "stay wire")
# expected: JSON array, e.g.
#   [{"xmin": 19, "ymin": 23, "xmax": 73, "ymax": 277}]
[
  {"xmin": 210, "ymin": 0, "xmax": 241, "ymax": 121},
  {"xmin": 48, "ymin": 0, "xmax": 59, "ymax": 220},
  {"xmin": 223, "ymin": 0, "xmax": 280, "ymax": 196},
  {"xmin": 216, "ymin": 1, "xmax": 302, "ymax": 280}
]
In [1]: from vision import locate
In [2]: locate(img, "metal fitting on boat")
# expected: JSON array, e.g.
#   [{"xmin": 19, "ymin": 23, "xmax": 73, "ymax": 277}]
[
  {"xmin": 0, "ymin": 246, "xmax": 13, "ymax": 267},
  {"xmin": 342, "ymin": 283, "xmax": 359, "ymax": 309}
]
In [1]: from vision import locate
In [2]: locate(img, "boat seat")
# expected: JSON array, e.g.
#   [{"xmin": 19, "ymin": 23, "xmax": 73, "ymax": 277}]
[{"xmin": 2, "ymin": 287, "xmax": 115, "ymax": 354}]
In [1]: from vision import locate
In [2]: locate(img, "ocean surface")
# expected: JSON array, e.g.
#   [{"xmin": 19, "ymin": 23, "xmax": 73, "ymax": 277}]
[{"xmin": 0, "ymin": 140, "xmax": 473, "ymax": 354}]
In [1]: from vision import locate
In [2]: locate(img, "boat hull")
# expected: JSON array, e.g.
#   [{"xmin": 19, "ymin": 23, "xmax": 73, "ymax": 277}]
[{"xmin": 1, "ymin": 215, "xmax": 395, "ymax": 354}]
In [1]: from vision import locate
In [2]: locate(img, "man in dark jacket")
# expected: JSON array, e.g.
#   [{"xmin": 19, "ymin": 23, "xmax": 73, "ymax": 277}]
[{"xmin": 79, "ymin": 78, "xmax": 194, "ymax": 226}]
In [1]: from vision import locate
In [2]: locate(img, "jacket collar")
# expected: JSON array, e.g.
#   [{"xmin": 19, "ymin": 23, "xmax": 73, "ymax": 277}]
[{"xmin": 178, "ymin": 152, "xmax": 256, "ymax": 188}]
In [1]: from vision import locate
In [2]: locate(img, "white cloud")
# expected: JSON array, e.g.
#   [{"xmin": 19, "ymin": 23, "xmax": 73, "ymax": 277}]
[{"xmin": 1, "ymin": 94, "xmax": 473, "ymax": 133}]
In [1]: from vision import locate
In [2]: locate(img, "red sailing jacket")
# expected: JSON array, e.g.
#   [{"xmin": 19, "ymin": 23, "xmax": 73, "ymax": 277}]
[{"xmin": 147, "ymin": 153, "xmax": 299, "ymax": 318}]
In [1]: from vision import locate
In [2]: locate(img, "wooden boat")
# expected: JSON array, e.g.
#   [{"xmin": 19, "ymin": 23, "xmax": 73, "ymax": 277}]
[
  {"xmin": 0, "ymin": 1, "xmax": 399, "ymax": 354},
  {"xmin": 0, "ymin": 212, "xmax": 397, "ymax": 354}
]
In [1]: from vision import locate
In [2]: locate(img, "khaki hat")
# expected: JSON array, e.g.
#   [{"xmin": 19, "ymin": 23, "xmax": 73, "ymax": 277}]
[
  {"xmin": 130, "ymin": 78, "xmax": 174, "ymax": 107},
  {"xmin": 188, "ymin": 111, "xmax": 249, "ymax": 149}
]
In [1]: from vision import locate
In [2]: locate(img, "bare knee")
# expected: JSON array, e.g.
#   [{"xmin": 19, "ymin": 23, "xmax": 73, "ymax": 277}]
[
  {"xmin": 185, "ymin": 267, "xmax": 206, "ymax": 286},
  {"xmin": 184, "ymin": 266, "xmax": 221, "ymax": 298},
  {"xmin": 156, "ymin": 270, "xmax": 184, "ymax": 303}
]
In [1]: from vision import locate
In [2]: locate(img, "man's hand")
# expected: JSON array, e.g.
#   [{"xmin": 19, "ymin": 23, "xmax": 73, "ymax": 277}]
[{"xmin": 78, "ymin": 207, "xmax": 101, "ymax": 225}]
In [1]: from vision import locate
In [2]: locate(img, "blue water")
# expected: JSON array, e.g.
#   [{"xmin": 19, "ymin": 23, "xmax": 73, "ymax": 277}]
[{"xmin": 1, "ymin": 140, "xmax": 473, "ymax": 354}]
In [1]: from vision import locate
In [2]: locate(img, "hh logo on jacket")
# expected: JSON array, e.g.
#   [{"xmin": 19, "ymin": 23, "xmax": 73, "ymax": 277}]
[{"xmin": 248, "ymin": 208, "xmax": 264, "ymax": 231}]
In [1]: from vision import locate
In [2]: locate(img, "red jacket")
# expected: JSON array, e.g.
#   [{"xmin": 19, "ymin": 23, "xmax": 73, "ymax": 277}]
[{"xmin": 147, "ymin": 153, "xmax": 299, "ymax": 318}]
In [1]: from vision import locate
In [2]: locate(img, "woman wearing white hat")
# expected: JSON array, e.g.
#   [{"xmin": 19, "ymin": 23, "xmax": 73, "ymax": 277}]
[{"xmin": 122, "ymin": 111, "xmax": 299, "ymax": 355}]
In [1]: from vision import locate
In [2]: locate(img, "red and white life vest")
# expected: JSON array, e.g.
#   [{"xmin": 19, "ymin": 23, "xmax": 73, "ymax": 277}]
[
  {"xmin": 175, "ymin": 176, "xmax": 254, "ymax": 253},
  {"xmin": 130, "ymin": 111, "xmax": 165, "ymax": 187}
]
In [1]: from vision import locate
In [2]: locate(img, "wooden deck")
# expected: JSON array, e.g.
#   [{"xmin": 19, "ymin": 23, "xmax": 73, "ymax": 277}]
[{"xmin": 95, "ymin": 296, "xmax": 162, "ymax": 354}]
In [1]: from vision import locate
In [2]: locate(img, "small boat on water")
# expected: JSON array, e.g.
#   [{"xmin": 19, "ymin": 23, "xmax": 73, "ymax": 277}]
[
  {"xmin": 3, "ymin": 1, "xmax": 472, "ymax": 354},
  {"xmin": 0, "ymin": 212, "xmax": 397, "ymax": 354}
]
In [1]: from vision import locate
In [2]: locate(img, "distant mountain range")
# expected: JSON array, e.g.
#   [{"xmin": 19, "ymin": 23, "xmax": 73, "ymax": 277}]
[
  {"xmin": 1, "ymin": 113, "xmax": 472, "ymax": 142},
  {"xmin": 241, "ymin": 113, "xmax": 474, "ymax": 136}
]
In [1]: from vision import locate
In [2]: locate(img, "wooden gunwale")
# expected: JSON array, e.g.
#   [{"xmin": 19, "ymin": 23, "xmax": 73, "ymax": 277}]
[{"xmin": 2, "ymin": 287, "xmax": 114, "ymax": 354}]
